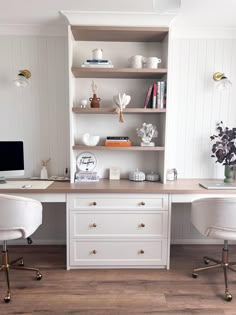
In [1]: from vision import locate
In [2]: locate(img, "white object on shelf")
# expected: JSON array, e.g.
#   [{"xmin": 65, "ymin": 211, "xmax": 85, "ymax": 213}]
[
  {"xmin": 40, "ymin": 166, "xmax": 48, "ymax": 179},
  {"xmin": 146, "ymin": 172, "xmax": 160, "ymax": 182},
  {"xmin": 82, "ymin": 133, "xmax": 100, "ymax": 146},
  {"xmin": 129, "ymin": 169, "xmax": 146, "ymax": 182},
  {"xmin": 92, "ymin": 48, "xmax": 103, "ymax": 60},
  {"xmin": 109, "ymin": 167, "xmax": 120, "ymax": 180}
]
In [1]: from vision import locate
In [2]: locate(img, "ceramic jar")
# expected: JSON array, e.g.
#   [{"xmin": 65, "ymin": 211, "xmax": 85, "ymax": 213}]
[
  {"xmin": 144, "ymin": 57, "xmax": 162, "ymax": 69},
  {"xmin": 89, "ymin": 94, "xmax": 101, "ymax": 108},
  {"xmin": 92, "ymin": 48, "xmax": 103, "ymax": 60},
  {"xmin": 129, "ymin": 169, "xmax": 145, "ymax": 182},
  {"xmin": 146, "ymin": 173, "xmax": 160, "ymax": 182},
  {"xmin": 128, "ymin": 55, "xmax": 144, "ymax": 68}
]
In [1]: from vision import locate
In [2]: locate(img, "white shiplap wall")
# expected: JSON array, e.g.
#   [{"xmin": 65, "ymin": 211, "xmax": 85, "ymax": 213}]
[
  {"xmin": 0, "ymin": 35, "xmax": 69, "ymax": 244},
  {"xmin": 168, "ymin": 29, "xmax": 236, "ymax": 243},
  {"xmin": 167, "ymin": 31, "xmax": 236, "ymax": 179},
  {"xmin": 0, "ymin": 35, "xmax": 69, "ymax": 178}
]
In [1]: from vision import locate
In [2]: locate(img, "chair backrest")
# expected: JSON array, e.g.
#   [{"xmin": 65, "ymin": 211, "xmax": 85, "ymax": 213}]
[
  {"xmin": 0, "ymin": 194, "xmax": 42, "ymax": 241},
  {"xmin": 191, "ymin": 198, "xmax": 236, "ymax": 240}
]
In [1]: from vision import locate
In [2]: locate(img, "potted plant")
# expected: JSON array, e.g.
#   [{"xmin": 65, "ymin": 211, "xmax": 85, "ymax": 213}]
[{"xmin": 210, "ymin": 121, "xmax": 236, "ymax": 182}]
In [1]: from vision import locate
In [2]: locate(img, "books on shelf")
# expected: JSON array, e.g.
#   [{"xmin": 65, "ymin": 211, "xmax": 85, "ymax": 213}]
[
  {"xmin": 106, "ymin": 136, "xmax": 129, "ymax": 141},
  {"xmin": 144, "ymin": 81, "xmax": 167, "ymax": 109},
  {"xmin": 105, "ymin": 141, "xmax": 131, "ymax": 147},
  {"xmin": 81, "ymin": 59, "xmax": 114, "ymax": 68},
  {"xmin": 105, "ymin": 136, "xmax": 131, "ymax": 146}
]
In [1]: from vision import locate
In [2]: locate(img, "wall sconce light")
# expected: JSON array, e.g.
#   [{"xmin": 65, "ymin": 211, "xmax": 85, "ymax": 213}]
[
  {"xmin": 14, "ymin": 69, "xmax": 31, "ymax": 87},
  {"xmin": 213, "ymin": 72, "xmax": 232, "ymax": 91}
]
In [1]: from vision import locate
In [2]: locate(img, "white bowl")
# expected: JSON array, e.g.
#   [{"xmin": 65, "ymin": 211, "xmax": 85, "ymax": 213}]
[{"xmin": 82, "ymin": 133, "xmax": 100, "ymax": 146}]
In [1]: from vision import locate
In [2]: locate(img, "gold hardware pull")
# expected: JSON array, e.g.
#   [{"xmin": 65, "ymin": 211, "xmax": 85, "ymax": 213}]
[
  {"xmin": 140, "ymin": 201, "xmax": 145, "ymax": 206},
  {"xmin": 92, "ymin": 250, "xmax": 97, "ymax": 254},
  {"xmin": 140, "ymin": 223, "xmax": 145, "ymax": 228},
  {"xmin": 92, "ymin": 223, "xmax": 97, "ymax": 228},
  {"xmin": 140, "ymin": 249, "xmax": 144, "ymax": 254},
  {"xmin": 92, "ymin": 202, "xmax": 97, "ymax": 206}
]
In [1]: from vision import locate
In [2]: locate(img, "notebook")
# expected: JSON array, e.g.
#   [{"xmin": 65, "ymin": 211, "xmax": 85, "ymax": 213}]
[{"xmin": 199, "ymin": 182, "xmax": 236, "ymax": 190}]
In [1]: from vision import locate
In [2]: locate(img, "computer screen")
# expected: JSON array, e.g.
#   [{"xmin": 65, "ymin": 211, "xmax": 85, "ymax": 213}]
[{"xmin": 0, "ymin": 141, "xmax": 24, "ymax": 182}]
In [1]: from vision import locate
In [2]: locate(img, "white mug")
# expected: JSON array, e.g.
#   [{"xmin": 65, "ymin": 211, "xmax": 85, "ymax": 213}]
[
  {"xmin": 92, "ymin": 48, "xmax": 103, "ymax": 60},
  {"xmin": 128, "ymin": 55, "xmax": 144, "ymax": 68},
  {"xmin": 144, "ymin": 57, "xmax": 162, "ymax": 69}
]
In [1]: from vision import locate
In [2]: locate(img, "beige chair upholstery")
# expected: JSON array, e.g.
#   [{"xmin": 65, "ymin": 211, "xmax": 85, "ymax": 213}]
[
  {"xmin": 0, "ymin": 194, "xmax": 43, "ymax": 303},
  {"xmin": 191, "ymin": 198, "xmax": 236, "ymax": 301}
]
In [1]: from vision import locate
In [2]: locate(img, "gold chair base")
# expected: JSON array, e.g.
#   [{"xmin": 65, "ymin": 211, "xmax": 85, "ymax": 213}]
[
  {"xmin": 192, "ymin": 246, "xmax": 236, "ymax": 302},
  {"xmin": 0, "ymin": 245, "xmax": 42, "ymax": 303}
]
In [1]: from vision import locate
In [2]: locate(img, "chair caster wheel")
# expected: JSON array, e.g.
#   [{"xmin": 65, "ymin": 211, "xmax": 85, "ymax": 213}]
[
  {"xmin": 4, "ymin": 292, "xmax": 11, "ymax": 303},
  {"xmin": 225, "ymin": 291, "xmax": 232, "ymax": 302},
  {"xmin": 204, "ymin": 258, "xmax": 209, "ymax": 264},
  {"xmin": 192, "ymin": 272, "xmax": 198, "ymax": 278},
  {"xmin": 36, "ymin": 272, "xmax": 42, "ymax": 280}
]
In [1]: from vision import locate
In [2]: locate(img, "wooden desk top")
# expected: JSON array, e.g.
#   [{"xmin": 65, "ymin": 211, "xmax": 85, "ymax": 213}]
[{"xmin": 0, "ymin": 179, "xmax": 236, "ymax": 194}]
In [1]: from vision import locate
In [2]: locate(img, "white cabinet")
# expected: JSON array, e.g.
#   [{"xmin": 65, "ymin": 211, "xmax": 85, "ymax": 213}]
[
  {"xmin": 68, "ymin": 26, "xmax": 169, "ymax": 183},
  {"xmin": 67, "ymin": 193, "xmax": 170, "ymax": 269}
]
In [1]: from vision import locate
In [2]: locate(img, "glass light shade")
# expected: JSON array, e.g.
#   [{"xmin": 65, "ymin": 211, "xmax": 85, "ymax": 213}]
[
  {"xmin": 215, "ymin": 77, "xmax": 232, "ymax": 91},
  {"xmin": 13, "ymin": 74, "xmax": 29, "ymax": 87}
]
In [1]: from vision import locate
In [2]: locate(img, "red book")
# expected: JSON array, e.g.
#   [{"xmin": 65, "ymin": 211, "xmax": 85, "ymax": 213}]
[{"xmin": 144, "ymin": 84, "xmax": 153, "ymax": 108}]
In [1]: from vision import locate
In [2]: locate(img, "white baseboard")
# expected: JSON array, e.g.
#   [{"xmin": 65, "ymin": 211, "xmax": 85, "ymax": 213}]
[
  {"xmin": 171, "ymin": 239, "xmax": 236, "ymax": 245},
  {"xmin": 0, "ymin": 239, "xmax": 66, "ymax": 246}
]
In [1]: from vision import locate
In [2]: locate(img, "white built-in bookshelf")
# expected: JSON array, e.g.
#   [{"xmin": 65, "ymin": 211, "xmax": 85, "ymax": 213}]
[{"xmin": 68, "ymin": 25, "xmax": 169, "ymax": 183}]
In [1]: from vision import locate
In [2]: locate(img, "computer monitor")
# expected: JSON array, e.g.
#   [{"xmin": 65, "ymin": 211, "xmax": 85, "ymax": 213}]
[{"xmin": 0, "ymin": 141, "xmax": 24, "ymax": 183}]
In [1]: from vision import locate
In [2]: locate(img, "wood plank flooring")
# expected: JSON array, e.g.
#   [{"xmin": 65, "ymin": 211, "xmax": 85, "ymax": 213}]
[{"xmin": 1, "ymin": 245, "xmax": 236, "ymax": 315}]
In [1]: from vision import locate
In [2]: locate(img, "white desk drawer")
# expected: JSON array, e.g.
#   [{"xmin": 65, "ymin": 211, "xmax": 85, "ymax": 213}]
[
  {"xmin": 70, "ymin": 211, "xmax": 168, "ymax": 237},
  {"xmin": 68, "ymin": 193, "xmax": 168, "ymax": 211},
  {"xmin": 70, "ymin": 239, "xmax": 167, "ymax": 266}
]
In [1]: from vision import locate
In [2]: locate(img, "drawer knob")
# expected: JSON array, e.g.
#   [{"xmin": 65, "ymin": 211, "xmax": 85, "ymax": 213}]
[
  {"xmin": 140, "ymin": 223, "xmax": 145, "ymax": 228},
  {"xmin": 92, "ymin": 202, "xmax": 97, "ymax": 206},
  {"xmin": 139, "ymin": 249, "xmax": 144, "ymax": 254},
  {"xmin": 140, "ymin": 201, "xmax": 145, "ymax": 206},
  {"xmin": 92, "ymin": 223, "xmax": 97, "ymax": 228},
  {"xmin": 92, "ymin": 250, "xmax": 97, "ymax": 255}
]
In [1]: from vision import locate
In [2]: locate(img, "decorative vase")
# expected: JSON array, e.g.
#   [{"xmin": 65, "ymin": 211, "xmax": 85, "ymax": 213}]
[
  {"xmin": 224, "ymin": 165, "xmax": 234, "ymax": 183},
  {"xmin": 89, "ymin": 94, "xmax": 101, "ymax": 108}
]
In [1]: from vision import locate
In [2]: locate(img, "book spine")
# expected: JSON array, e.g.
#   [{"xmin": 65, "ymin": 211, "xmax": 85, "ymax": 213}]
[
  {"xmin": 107, "ymin": 136, "xmax": 129, "ymax": 140},
  {"xmin": 144, "ymin": 84, "xmax": 153, "ymax": 108},
  {"xmin": 152, "ymin": 83, "xmax": 157, "ymax": 109},
  {"xmin": 105, "ymin": 141, "xmax": 131, "ymax": 146},
  {"xmin": 157, "ymin": 81, "xmax": 161, "ymax": 108},
  {"xmin": 160, "ymin": 81, "xmax": 165, "ymax": 109},
  {"xmin": 86, "ymin": 59, "xmax": 109, "ymax": 63}
]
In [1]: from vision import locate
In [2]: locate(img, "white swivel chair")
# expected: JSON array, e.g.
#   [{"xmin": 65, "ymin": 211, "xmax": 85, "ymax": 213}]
[
  {"xmin": 191, "ymin": 198, "xmax": 236, "ymax": 302},
  {"xmin": 0, "ymin": 194, "xmax": 43, "ymax": 303}
]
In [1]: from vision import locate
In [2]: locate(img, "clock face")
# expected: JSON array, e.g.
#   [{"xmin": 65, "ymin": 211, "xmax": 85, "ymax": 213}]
[{"xmin": 76, "ymin": 152, "xmax": 97, "ymax": 171}]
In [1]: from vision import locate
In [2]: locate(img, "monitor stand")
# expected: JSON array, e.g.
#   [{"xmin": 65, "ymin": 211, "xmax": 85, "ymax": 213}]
[{"xmin": 0, "ymin": 177, "xmax": 6, "ymax": 184}]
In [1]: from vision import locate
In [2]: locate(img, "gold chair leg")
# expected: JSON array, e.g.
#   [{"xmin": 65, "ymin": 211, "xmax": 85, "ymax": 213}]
[
  {"xmin": 192, "ymin": 243, "xmax": 233, "ymax": 302},
  {"xmin": 0, "ymin": 242, "xmax": 43, "ymax": 302},
  {"xmin": 10, "ymin": 256, "xmax": 24, "ymax": 266},
  {"xmin": 1, "ymin": 250, "xmax": 11, "ymax": 303},
  {"xmin": 193, "ymin": 263, "xmax": 221, "ymax": 274}
]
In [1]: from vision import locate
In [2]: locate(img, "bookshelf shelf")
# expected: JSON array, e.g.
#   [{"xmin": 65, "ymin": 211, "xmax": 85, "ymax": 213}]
[
  {"xmin": 72, "ymin": 67, "xmax": 167, "ymax": 79},
  {"xmin": 72, "ymin": 107, "xmax": 166, "ymax": 114},
  {"xmin": 72, "ymin": 145, "xmax": 165, "ymax": 151}
]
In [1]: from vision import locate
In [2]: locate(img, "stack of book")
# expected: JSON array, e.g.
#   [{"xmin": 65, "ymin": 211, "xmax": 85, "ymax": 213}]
[
  {"xmin": 105, "ymin": 136, "xmax": 131, "ymax": 147},
  {"xmin": 81, "ymin": 59, "xmax": 114, "ymax": 68},
  {"xmin": 144, "ymin": 80, "xmax": 167, "ymax": 109},
  {"xmin": 75, "ymin": 171, "xmax": 99, "ymax": 182}
]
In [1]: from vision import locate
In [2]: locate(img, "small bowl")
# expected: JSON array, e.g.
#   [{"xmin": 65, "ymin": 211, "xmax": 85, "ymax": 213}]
[{"xmin": 82, "ymin": 133, "xmax": 100, "ymax": 146}]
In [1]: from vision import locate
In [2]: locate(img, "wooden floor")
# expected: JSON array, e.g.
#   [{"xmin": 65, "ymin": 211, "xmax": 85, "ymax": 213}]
[{"xmin": 1, "ymin": 245, "xmax": 236, "ymax": 315}]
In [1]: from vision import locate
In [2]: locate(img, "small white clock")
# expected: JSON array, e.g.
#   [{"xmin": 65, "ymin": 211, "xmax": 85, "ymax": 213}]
[{"xmin": 76, "ymin": 152, "xmax": 97, "ymax": 172}]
